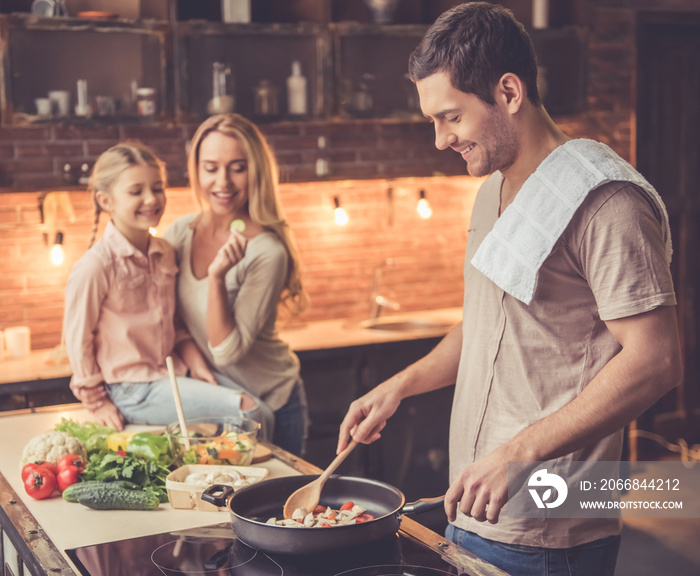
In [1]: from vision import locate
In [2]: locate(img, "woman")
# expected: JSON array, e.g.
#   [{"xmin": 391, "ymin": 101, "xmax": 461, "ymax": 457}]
[
  {"xmin": 165, "ymin": 114, "xmax": 309, "ymax": 455},
  {"xmin": 64, "ymin": 142, "xmax": 262, "ymax": 431}
]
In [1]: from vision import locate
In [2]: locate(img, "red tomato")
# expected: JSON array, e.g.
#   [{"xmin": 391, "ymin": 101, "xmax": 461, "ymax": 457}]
[
  {"xmin": 56, "ymin": 465, "xmax": 82, "ymax": 492},
  {"xmin": 57, "ymin": 454, "xmax": 85, "ymax": 473},
  {"xmin": 24, "ymin": 469, "xmax": 57, "ymax": 500},
  {"xmin": 339, "ymin": 501, "xmax": 354, "ymax": 511},
  {"xmin": 21, "ymin": 462, "xmax": 57, "ymax": 483}
]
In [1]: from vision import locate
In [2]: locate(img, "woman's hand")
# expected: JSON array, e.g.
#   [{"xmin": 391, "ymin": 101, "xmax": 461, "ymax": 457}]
[
  {"xmin": 74, "ymin": 383, "xmax": 107, "ymax": 410},
  {"xmin": 190, "ymin": 364, "xmax": 218, "ymax": 385},
  {"xmin": 89, "ymin": 399, "xmax": 125, "ymax": 431},
  {"xmin": 240, "ymin": 393, "xmax": 258, "ymax": 411},
  {"xmin": 208, "ymin": 230, "xmax": 247, "ymax": 280}
]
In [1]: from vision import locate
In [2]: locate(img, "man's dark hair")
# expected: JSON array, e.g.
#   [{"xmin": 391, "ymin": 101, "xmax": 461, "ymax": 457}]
[{"xmin": 409, "ymin": 2, "xmax": 542, "ymax": 106}]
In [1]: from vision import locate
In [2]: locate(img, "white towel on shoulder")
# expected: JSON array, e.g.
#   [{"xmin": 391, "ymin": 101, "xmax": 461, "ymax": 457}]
[{"xmin": 470, "ymin": 139, "xmax": 672, "ymax": 305}]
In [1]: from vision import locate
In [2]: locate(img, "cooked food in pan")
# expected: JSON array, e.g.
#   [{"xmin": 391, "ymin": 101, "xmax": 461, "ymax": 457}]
[{"xmin": 267, "ymin": 501, "xmax": 375, "ymax": 528}]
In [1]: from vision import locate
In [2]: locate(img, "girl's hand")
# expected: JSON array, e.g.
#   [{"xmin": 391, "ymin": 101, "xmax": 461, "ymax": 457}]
[
  {"xmin": 208, "ymin": 231, "xmax": 247, "ymax": 280},
  {"xmin": 89, "ymin": 399, "xmax": 125, "ymax": 431}
]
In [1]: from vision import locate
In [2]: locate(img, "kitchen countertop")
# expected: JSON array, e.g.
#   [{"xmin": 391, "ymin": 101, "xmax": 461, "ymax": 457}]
[
  {"xmin": 0, "ymin": 405, "xmax": 312, "ymax": 575},
  {"xmin": 0, "ymin": 307, "xmax": 462, "ymax": 387},
  {"xmin": 280, "ymin": 306, "xmax": 461, "ymax": 351},
  {"xmin": 0, "ymin": 404, "xmax": 507, "ymax": 576}
]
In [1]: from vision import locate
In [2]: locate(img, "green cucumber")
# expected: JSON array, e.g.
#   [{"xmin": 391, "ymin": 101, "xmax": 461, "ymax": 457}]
[
  {"xmin": 62, "ymin": 480, "xmax": 141, "ymax": 503},
  {"xmin": 65, "ymin": 482, "xmax": 160, "ymax": 510}
]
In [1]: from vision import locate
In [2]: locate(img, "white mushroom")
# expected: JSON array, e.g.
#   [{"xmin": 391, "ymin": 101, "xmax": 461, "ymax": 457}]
[
  {"xmin": 291, "ymin": 507, "xmax": 308, "ymax": 521},
  {"xmin": 303, "ymin": 512, "xmax": 315, "ymax": 527},
  {"xmin": 233, "ymin": 478, "xmax": 251, "ymax": 490},
  {"xmin": 282, "ymin": 519, "xmax": 302, "ymax": 527}
]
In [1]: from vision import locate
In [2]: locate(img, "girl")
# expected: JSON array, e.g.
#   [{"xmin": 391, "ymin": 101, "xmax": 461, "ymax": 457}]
[
  {"xmin": 164, "ymin": 114, "xmax": 309, "ymax": 455},
  {"xmin": 64, "ymin": 142, "xmax": 265, "ymax": 432}
]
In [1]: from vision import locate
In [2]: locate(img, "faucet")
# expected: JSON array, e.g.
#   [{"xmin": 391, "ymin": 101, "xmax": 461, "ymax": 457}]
[{"xmin": 369, "ymin": 258, "xmax": 401, "ymax": 319}]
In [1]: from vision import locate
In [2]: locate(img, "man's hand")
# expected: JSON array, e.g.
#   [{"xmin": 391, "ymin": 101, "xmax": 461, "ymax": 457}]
[
  {"xmin": 89, "ymin": 399, "xmax": 125, "ymax": 431},
  {"xmin": 337, "ymin": 380, "xmax": 402, "ymax": 453},
  {"xmin": 445, "ymin": 445, "xmax": 511, "ymax": 524}
]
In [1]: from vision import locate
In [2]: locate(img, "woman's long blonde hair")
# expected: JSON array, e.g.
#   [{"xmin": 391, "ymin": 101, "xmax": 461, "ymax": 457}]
[
  {"xmin": 188, "ymin": 114, "xmax": 308, "ymax": 316},
  {"xmin": 87, "ymin": 141, "xmax": 166, "ymax": 247}
]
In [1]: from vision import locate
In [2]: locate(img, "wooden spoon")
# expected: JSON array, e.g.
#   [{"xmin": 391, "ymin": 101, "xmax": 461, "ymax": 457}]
[
  {"xmin": 283, "ymin": 439, "xmax": 358, "ymax": 519},
  {"xmin": 165, "ymin": 355, "xmax": 190, "ymax": 450}
]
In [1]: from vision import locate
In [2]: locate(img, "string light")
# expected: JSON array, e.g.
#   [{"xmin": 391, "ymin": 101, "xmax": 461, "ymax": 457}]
[
  {"xmin": 417, "ymin": 189, "xmax": 432, "ymax": 219},
  {"xmin": 333, "ymin": 196, "xmax": 349, "ymax": 226},
  {"xmin": 50, "ymin": 231, "xmax": 64, "ymax": 266}
]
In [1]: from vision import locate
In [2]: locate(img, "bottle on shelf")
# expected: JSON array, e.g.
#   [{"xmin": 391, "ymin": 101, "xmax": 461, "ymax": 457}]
[
  {"xmin": 253, "ymin": 79, "xmax": 279, "ymax": 120},
  {"xmin": 315, "ymin": 136, "xmax": 330, "ymax": 177},
  {"xmin": 287, "ymin": 60, "xmax": 308, "ymax": 116},
  {"xmin": 136, "ymin": 88, "xmax": 157, "ymax": 117},
  {"xmin": 208, "ymin": 62, "xmax": 235, "ymax": 115},
  {"xmin": 62, "ymin": 163, "xmax": 76, "ymax": 186},
  {"xmin": 78, "ymin": 163, "xmax": 91, "ymax": 186}
]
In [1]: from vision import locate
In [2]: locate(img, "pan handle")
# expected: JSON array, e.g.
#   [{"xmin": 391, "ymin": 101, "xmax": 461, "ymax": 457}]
[
  {"xmin": 401, "ymin": 495, "xmax": 445, "ymax": 515},
  {"xmin": 201, "ymin": 484, "xmax": 234, "ymax": 508}
]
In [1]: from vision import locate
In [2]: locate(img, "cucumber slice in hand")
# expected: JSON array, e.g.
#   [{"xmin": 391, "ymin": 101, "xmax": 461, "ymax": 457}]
[{"xmin": 230, "ymin": 219, "xmax": 246, "ymax": 233}]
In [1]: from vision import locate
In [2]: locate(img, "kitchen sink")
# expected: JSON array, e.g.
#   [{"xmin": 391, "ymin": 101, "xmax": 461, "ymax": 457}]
[{"xmin": 357, "ymin": 316, "xmax": 457, "ymax": 332}]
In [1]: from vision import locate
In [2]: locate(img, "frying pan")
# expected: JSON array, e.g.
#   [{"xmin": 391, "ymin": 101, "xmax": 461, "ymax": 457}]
[{"xmin": 201, "ymin": 474, "xmax": 444, "ymax": 555}]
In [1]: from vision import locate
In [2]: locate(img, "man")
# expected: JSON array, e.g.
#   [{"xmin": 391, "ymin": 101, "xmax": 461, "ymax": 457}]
[{"xmin": 337, "ymin": 3, "xmax": 682, "ymax": 575}]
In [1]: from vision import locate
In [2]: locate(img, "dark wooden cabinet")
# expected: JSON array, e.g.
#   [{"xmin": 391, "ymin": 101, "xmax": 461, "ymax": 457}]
[
  {"xmin": 0, "ymin": 15, "xmax": 172, "ymax": 125},
  {"xmin": 636, "ymin": 11, "xmax": 700, "ymax": 451},
  {"xmin": 333, "ymin": 23, "xmax": 426, "ymax": 118},
  {"xmin": 298, "ymin": 346, "xmax": 366, "ymax": 475},
  {"xmin": 300, "ymin": 336, "xmax": 452, "ymax": 533},
  {"xmin": 176, "ymin": 21, "xmax": 330, "ymax": 122},
  {"xmin": 0, "ymin": 4, "xmax": 588, "ymax": 127}
]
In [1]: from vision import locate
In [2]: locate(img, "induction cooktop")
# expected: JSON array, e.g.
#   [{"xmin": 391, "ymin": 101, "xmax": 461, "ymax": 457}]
[{"xmin": 66, "ymin": 522, "xmax": 476, "ymax": 576}]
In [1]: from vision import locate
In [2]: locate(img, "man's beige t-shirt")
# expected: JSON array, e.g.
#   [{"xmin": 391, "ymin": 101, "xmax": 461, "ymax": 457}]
[{"xmin": 450, "ymin": 172, "xmax": 676, "ymax": 548}]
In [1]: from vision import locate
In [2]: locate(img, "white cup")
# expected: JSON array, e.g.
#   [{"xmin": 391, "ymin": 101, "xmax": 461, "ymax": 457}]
[
  {"xmin": 35, "ymin": 97, "xmax": 52, "ymax": 116},
  {"xmin": 48, "ymin": 90, "xmax": 70, "ymax": 116},
  {"xmin": 5, "ymin": 326, "xmax": 31, "ymax": 358}
]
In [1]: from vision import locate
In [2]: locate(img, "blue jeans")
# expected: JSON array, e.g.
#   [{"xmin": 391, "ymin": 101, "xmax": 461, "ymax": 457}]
[
  {"xmin": 272, "ymin": 380, "xmax": 308, "ymax": 457},
  {"xmin": 107, "ymin": 372, "xmax": 274, "ymax": 441},
  {"xmin": 445, "ymin": 524, "xmax": 620, "ymax": 576}
]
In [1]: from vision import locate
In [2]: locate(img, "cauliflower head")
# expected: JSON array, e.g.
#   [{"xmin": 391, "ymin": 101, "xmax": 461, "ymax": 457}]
[{"xmin": 20, "ymin": 431, "xmax": 87, "ymax": 470}]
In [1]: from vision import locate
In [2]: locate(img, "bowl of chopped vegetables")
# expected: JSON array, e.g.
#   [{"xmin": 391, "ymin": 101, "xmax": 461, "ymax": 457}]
[{"xmin": 166, "ymin": 416, "xmax": 260, "ymax": 467}]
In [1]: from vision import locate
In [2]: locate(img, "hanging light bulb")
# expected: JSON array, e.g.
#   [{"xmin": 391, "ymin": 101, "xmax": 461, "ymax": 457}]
[
  {"xmin": 50, "ymin": 231, "xmax": 65, "ymax": 266},
  {"xmin": 333, "ymin": 196, "xmax": 349, "ymax": 226},
  {"xmin": 417, "ymin": 189, "xmax": 432, "ymax": 219}
]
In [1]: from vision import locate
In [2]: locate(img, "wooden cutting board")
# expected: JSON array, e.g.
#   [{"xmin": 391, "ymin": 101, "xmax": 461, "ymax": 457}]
[{"xmin": 252, "ymin": 443, "xmax": 272, "ymax": 463}]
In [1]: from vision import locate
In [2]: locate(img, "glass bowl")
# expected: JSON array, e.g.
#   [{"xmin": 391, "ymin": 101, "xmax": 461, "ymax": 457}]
[{"xmin": 166, "ymin": 416, "xmax": 260, "ymax": 467}]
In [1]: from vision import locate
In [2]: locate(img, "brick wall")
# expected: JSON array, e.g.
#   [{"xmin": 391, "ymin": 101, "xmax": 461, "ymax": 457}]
[
  {"xmin": 0, "ymin": 119, "xmax": 469, "ymax": 190},
  {"xmin": 4, "ymin": 0, "xmax": 700, "ymax": 351},
  {"xmin": 0, "ymin": 175, "xmax": 482, "ymax": 349}
]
